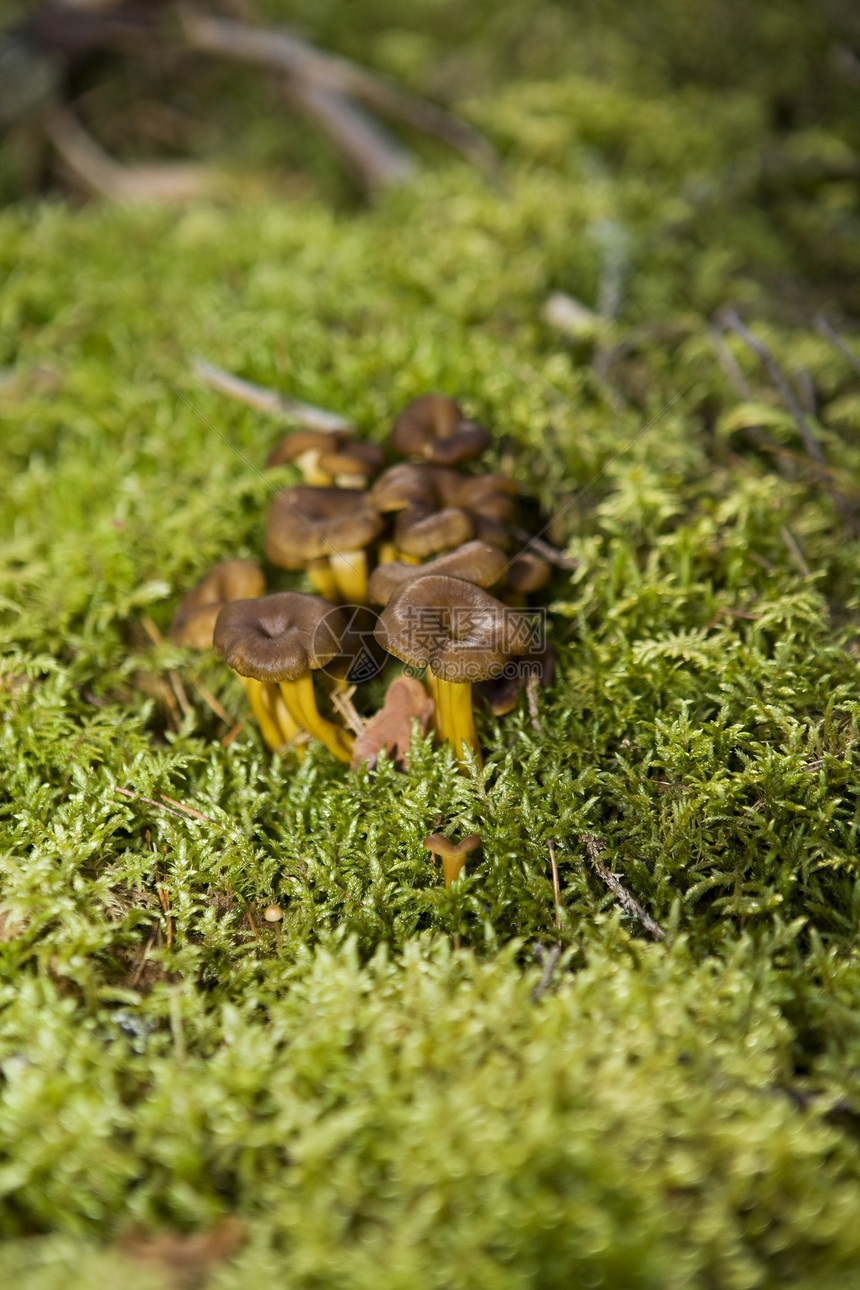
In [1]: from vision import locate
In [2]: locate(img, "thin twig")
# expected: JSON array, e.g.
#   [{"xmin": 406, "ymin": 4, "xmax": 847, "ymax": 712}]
[
  {"xmin": 815, "ymin": 314, "xmax": 860, "ymax": 378},
  {"xmin": 129, "ymin": 929, "xmax": 156, "ymax": 989},
  {"xmin": 548, "ymin": 839, "xmax": 561, "ymax": 930},
  {"xmin": 530, "ymin": 942, "xmax": 562, "ymax": 1002},
  {"xmin": 780, "ymin": 525, "xmax": 811, "ymax": 576},
  {"xmin": 579, "ymin": 834, "xmax": 665, "ymax": 942},
  {"xmin": 720, "ymin": 309, "xmax": 854, "ymax": 523},
  {"xmin": 46, "ymin": 106, "xmax": 210, "ymax": 202},
  {"xmin": 156, "ymin": 883, "xmax": 173, "ymax": 948},
  {"xmin": 509, "ymin": 527, "xmax": 579, "ymax": 571},
  {"xmin": 181, "ymin": 8, "xmax": 501, "ymax": 182},
  {"xmin": 168, "ymin": 669, "xmax": 191, "ymax": 718},
  {"xmin": 159, "ymin": 794, "xmax": 215, "ymax": 824},
  {"xmin": 191, "ymin": 357, "xmax": 352, "ymax": 433},
  {"xmin": 114, "ymin": 786, "xmax": 189, "ymax": 820},
  {"xmin": 192, "ymin": 679, "xmax": 232, "ymax": 725},
  {"xmin": 284, "ymin": 76, "xmax": 414, "ymax": 190},
  {"xmin": 527, "ymin": 674, "xmax": 542, "ymax": 734},
  {"xmin": 707, "ymin": 325, "xmax": 753, "ymax": 400}
]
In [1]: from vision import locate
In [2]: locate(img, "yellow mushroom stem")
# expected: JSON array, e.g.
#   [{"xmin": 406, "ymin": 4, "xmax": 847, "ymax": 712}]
[
  {"xmin": 278, "ymin": 671, "xmax": 354, "ymax": 764},
  {"xmin": 434, "ymin": 676, "xmax": 481, "ymax": 769},
  {"xmin": 397, "ymin": 552, "xmax": 423, "ymax": 566},
  {"xmin": 377, "ymin": 541, "xmax": 398, "ymax": 565},
  {"xmin": 295, "ymin": 448, "xmax": 331, "ymax": 486},
  {"xmin": 241, "ymin": 677, "xmax": 289, "ymax": 752},
  {"xmin": 330, "ymin": 549, "xmax": 368, "ymax": 603},
  {"xmin": 306, "ymin": 558, "xmax": 339, "ymax": 601}
]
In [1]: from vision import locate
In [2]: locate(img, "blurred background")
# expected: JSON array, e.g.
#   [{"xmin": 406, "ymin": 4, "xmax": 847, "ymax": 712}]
[{"xmin": 2, "ymin": 0, "xmax": 859, "ymax": 212}]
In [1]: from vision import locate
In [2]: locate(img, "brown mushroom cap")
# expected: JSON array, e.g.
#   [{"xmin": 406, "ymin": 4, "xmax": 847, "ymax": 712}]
[
  {"xmin": 434, "ymin": 471, "xmax": 518, "ymax": 525},
  {"xmin": 170, "ymin": 559, "xmax": 266, "ymax": 650},
  {"xmin": 369, "ymin": 463, "xmax": 439, "ymax": 514},
  {"xmin": 266, "ymin": 430, "xmax": 345, "ymax": 469},
  {"xmin": 265, "ymin": 487, "xmax": 384, "ymax": 568},
  {"xmin": 504, "ymin": 552, "xmax": 551, "ymax": 594},
  {"xmin": 368, "ymin": 541, "xmax": 509, "ymax": 605},
  {"xmin": 376, "ymin": 575, "xmax": 522, "ymax": 683},
  {"xmin": 213, "ymin": 592, "xmax": 347, "ymax": 683},
  {"xmin": 394, "ymin": 504, "xmax": 474, "ymax": 558},
  {"xmin": 423, "ymin": 833, "xmax": 482, "ymax": 859},
  {"xmin": 317, "ymin": 440, "xmax": 385, "ymax": 485},
  {"xmin": 392, "ymin": 395, "xmax": 491, "ymax": 465}
]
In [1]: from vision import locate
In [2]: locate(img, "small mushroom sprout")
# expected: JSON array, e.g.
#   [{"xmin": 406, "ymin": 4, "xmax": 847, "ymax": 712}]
[{"xmin": 423, "ymin": 832, "xmax": 482, "ymax": 887}]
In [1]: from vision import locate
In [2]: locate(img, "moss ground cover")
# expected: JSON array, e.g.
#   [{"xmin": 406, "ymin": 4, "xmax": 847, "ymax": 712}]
[{"xmin": 3, "ymin": 2, "xmax": 860, "ymax": 1285}]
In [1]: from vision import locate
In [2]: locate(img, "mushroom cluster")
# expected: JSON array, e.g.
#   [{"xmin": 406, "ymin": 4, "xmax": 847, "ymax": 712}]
[{"xmin": 169, "ymin": 394, "xmax": 554, "ymax": 769}]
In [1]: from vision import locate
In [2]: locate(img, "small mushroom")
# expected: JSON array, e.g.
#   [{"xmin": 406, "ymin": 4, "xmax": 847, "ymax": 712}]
[
  {"xmin": 368, "ymin": 540, "xmax": 509, "ymax": 605},
  {"xmin": 169, "ymin": 559, "xmax": 294, "ymax": 750},
  {"xmin": 169, "ymin": 559, "xmax": 265, "ymax": 651},
  {"xmin": 495, "ymin": 551, "xmax": 551, "ymax": 606},
  {"xmin": 316, "ymin": 440, "xmax": 385, "ymax": 489},
  {"xmin": 265, "ymin": 486, "xmax": 384, "ymax": 603},
  {"xmin": 375, "ymin": 574, "xmax": 523, "ymax": 767},
  {"xmin": 267, "ymin": 432, "xmax": 385, "ymax": 489},
  {"xmin": 214, "ymin": 592, "xmax": 354, "ymax": 763},
  {"xmin": 423, "ymin": 832, "xmax": 482, "ymax": 887},
  {"xmin": 266, "ymin": 429, "xmax": 345, "ymax": 483},
  {"xmin": 392, "ymin": 395, "xmax": 491, "ymax": 466}
]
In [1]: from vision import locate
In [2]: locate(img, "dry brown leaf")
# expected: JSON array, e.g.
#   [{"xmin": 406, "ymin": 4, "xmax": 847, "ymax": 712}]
[
  {"xmin": 350, "ymin": 674, "xmax": 433, "ymax": 771},
  {"xmin": 120, "ymin": 1217, "xmax": 244, "ymax": 1289}
]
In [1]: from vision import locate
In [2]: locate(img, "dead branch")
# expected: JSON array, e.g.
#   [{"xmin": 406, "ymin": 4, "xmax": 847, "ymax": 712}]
[
  {"xmin": 815, "ymin": 314, "xmax": 860, "ymax": 379},
  {"xmin": 509, "ymin": 527, "xmax": 579, "ymax": 571},
  {"xmin": 46, "ymin": 106, "xmax": 212, "ymax": 202},
  {"xmin": 548, "ymin": 839, "xmax": 561, "ymax": 929},
  {"xmin": 285, "ymin": 77, "xmax": 414, "ymax": 189},
  {"xmin": 181, "ymin": 8, "xmax": 501, "ymax": 182},
  {"xmin": 579, "ymin": 833, "xmax": 665, "ymax": 942},
  {"xmin": 720, "ymin": 309, "xmax": 855, "ymax": 524},
  {"xmin": 191, "ymin": 358, "xmax": 353, "ymax": 433}
]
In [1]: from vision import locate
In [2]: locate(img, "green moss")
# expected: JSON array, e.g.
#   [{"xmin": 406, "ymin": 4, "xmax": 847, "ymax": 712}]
[{"xmin": 3, "ymin": 4, "xmax": 860, "ymax": 1284}]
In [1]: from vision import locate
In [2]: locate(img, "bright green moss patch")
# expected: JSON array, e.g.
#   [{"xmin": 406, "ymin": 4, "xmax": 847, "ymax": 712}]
[{"xmin": 3, "ymin": 7, "xmax": 860, "ymax": 1283}]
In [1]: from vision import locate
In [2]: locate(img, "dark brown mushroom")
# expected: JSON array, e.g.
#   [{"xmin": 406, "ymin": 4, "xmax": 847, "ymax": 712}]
[
  {"xmin": 423, "ymin": 832, "xmax": 482, "ymax": 887},
  {"xmin": 375, "ymin": 574, "xmax": 524, "ymax": 766},
  {"xmin": 368, "ymin": 540, "xmax": 509, "ymax": 606},
  {"xmin": 265, "ymin": 486, "xmax": 384, "ymax": 602},
  {"xmin": 214, "ymin": 592, "xmax": 353, "ymax": 763},
  {"xmin": 392, "ymin": 395, "xmax": 491, "ymax": 466}
]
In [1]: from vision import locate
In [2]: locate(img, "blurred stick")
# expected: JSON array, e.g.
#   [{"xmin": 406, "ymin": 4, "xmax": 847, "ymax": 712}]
[
  {"xmin": 720, "ymin": 309, "xmax": 855, "ymax": 524},
  {"xmin": 191, "ymin": 358, "xmax": 352, "ymax": 433},
  {"xmin": 285, "ymin": 77, "xmax": 414, "ymax": 189},
  {"xmin": 580, "ymin": 834, "xmax": 665, "ymax": 942},
  {"xmin": 181, "ymin": 7, "xmax": 501, "ymax": 183},
  {"xmin": 815, "ymin": 314, "xmax": 860, "ymax": 378},
  {"xmin": 46, "ymin": 106, "xmax": 211, "ymax": 201}
]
